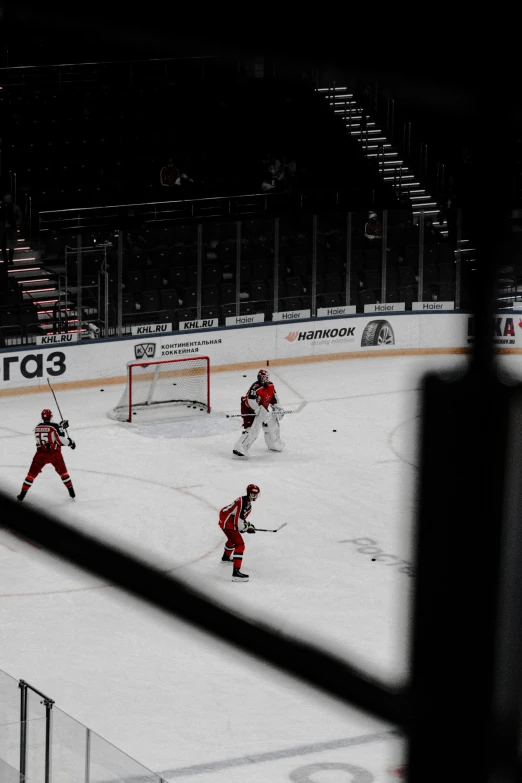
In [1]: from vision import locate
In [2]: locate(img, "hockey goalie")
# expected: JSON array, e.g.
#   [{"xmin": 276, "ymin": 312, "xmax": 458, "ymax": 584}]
[{"xmin": 233, "ymin": 369, "xmax": 284, "ymax": 458}]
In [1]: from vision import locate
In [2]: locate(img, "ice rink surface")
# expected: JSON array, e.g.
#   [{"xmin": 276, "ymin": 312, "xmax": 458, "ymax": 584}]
[{"xmin": 2, "ymin": 352, "xmax": 511, "ymax": 781}]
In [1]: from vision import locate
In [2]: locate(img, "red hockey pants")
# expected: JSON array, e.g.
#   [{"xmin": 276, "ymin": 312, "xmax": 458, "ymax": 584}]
[
  {"xmin": 22, "ymin": 450, "xmax": 73, "ymax": 493},
  {"xmin": 221, "ymin": 528, "xmax": 245, "ymax": 569}
]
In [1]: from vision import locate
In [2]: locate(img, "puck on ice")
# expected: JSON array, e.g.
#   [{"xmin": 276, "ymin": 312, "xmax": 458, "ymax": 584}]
[
  {"xmin": 372, "ymin": 558, "xmax": 376, "ymax": 561},
  {"xmin": 100, "ymin": 389, "xmax": 104, "ymax": 392},
  {"xmin": 333, "ymin": 429, "xmax": 336, "ymax": 432}
]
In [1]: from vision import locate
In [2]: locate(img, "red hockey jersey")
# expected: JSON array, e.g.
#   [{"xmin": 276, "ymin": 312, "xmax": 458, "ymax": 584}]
[
  {"xmin": 34, "ymin": 422, "xmax": 70, "ymax": 452},
  {"xmin": 244, "ymin": 380, "xmax": 278, "ymax": 411},
  {"xmin": 219, "ymin": 495, "xmax": 252, "ymax": 532}
]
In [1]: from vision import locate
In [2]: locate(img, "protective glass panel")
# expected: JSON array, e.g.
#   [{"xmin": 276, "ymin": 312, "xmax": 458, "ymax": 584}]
[
  {"xmin": 317, "ymin": 212, "xmax": 351, "ymax": 313},
  {"xmin": 51, "ymin": 707, "xmax": 86, "ymax": 783},
  {"xmin": 241, "ymin": 218, "xmax": 275, "ymax": 320},
  {"xmin": 0, "ymin": 719, "xmax": 45, "ymax": 783},
  {"xmin": 0, "ymin": 670, "xmax": 20, "ymax": 727},
  {"xmin": 88, "ymin": 730, "xmax": 162, "ymax": 783},
  {"xmin": 25, "ymin": 690, "xmax": 47, "ymax": 783},
  {"xmin": 202, "ymin": 220, "xmax": 237, "ymax": 321},
  {"xmin": 277, "ymin": 214, "xmax": 313, "ymax": 318}
]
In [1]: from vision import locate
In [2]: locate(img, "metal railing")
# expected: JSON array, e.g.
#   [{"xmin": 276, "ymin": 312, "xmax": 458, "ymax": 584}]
[{"xmin": 0, "ymin": 668, "xmax": 166, "ymax": 783}]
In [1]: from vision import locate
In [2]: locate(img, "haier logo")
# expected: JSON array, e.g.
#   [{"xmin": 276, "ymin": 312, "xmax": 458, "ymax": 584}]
[
  {"xmin": 134, "ymin": 343, "xmax": 156, "ymax": 360},
  {"xmin": 285, "ymin": 332, "xmax": 299, "ymax": 342}
]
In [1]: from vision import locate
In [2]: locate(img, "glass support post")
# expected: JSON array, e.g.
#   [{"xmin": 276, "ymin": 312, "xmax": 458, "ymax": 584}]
[
  {"xmin": 456, "ymin": 209, "xmax": 462, "ymax": 309},
  {"xmin": 117, "ymin": 231, "xmax": 123, "ymax": 337},
  {"xmin": 418, "ymin": 210, "xmax": 425, "ymax": 303},
  {"xmin": 345, "ymin": 211, "xmax": 352, "ymax": 307},
  {"xmin": 76, "ymin": 235, "xmax": 82, "ymax": 340},
  {"xmin": 311, "ymin": 215, "xmax": 318, "ymax": 317},
  {"xmin": 381, "ymin": 210, "xmax": 388, "ymax": 302},
  {"xmin": 273, "ymin": 218, "xmax": 280, "ymax": 317},
  {"xmin": 196, "ymin": 224, "xmax": 203, "ymax": 320},
  {"xmin": 235, "ymin": 221, "xmax": 241, "ymax": 317}
]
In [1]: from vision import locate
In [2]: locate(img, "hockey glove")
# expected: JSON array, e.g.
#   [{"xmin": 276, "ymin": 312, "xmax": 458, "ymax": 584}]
[
  {"xmin": 246, "ymin": 524, "xmax": 256, "ymax": 534},
  {"xmin": 61, "ymin": 420, "xmax": 69, "ymax": 430},
  {"xmin": 69, "ymin": 441, "xmax": 76, "ymax": 450}
]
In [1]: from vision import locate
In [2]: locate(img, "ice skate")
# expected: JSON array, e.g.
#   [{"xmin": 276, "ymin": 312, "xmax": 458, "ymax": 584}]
[
  {"xmin": 68, "ymin": 487, "xmax": 76, "ymax": 499},
  {"xmin": 232, "ymin": 568, "xmax": 249, "ymax": 582},
  {"xmin": 17, "ymin": 491, "xmax": 27, "ymax": 502},
  {"xmin": 221, "ymin": 554, "xmax": 232, "ymax": 562}
]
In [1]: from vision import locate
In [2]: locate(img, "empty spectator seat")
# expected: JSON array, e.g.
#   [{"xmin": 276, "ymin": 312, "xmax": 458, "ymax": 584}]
[
  {"xmin": 251, "ymin": 259, "xmax": 270, "ymax": 280},
  {"xmin": 365, "ymin": 249, "xmax": 381, "ymax": 269},
  {"xmin": 141, "ymin": 291, "xmax": 160, "ymax": 312},
  {"xmin": 364, "ymin": 270, "xmax": 381, "ymax": 291},
  {"xmin": 321, "ymin": 293, "xmax": 342, "ymax": 308},
  {"xmin": 398, "ymin": 267, "xmax": 416, "ymax": 287},
  {"xmin": 386, "ymin": 269, "xmax": 398, "ymax": 289},
  {"xmin": 438, "ymin": 264, "xmax": 455, "ymax": 283},
  {"xmin": 307, "ymin": 275, "xmax": 325, "ymax": 296},
  {"xmin": 325, "ymin": 273, "xmax": 342, "ymax": 294},
  {"xmin": 399, "ymin": 287, "xmax": 415, "ymax": 308},
  {"xmin": 202, "ymin": 305, "xmax": 219, "ymax": 320},
  {"xmin": 282, "ymin": 297, "xmax": 303, "ymax": 311},
  {"xmin": 122, "ymin": 294, "xmax": 136, "ymax": 316},
  {"xmin": 186, "ymin": 266, "xmax": 198, "ymax": 287},
  {"xmin": 220, "ymin": 283, "xmax": 236, "ymax": 303},
  {"xmin": 175, "ymin": 308, "xmax": 197, "ymax": 323},
  {"xmin": 325, "ymin": 255, "xmax": 343, "ymax": 275},
  {"xmin": 249, "ymin": 281, "xmax": 268, "ymax": 302},
  {"xmin": 203, "ymin": 264, "xmax": 221, "ymax": 286},
  {"xmin": 161, "ymin": 289, "xmax": 179, "ymax": 312},
  {"xmin": 203, "ymin": 285, "xmax": 220, "ymax": 306},
  {"xmin": 359, "ymin": 289, "xmax": 377, "ymax": 306},
  {"xmin": 439, "ymin": 283, "xmax": 455, "ymax": 301},
  {"xmin": 221, "ymin": 303, "xmax": 237, "ymax": 319},
  {"xmin": 424, "ymin": 264, "xmax": 439, "ymax": 284},
  {"xmin": 144, "ymin": 270, "xmax": 163, "ymax": 291},
  {"xmin": 182, "ymin": 287, "xmax": 198, "ymax": 308},
  {"xmin": 125, "ymin": 271, "xmax": 144, "ymax": 294},
  {"xmin": 170, "ymin": 267, "xmax": 186, "ymax": 290},
  {"xmin": 405, "ymin": 245, "xmax": 419, "ymax": 266},
  {"xmin": 291, "ymin": 256, "xmax": 308, "ymax": 278},
  {"xmin": 286, "ymin": 277, "xmax": 305, "ymax": 297},
  {"xmin": 239, "ymin": 261, "xmax": 252, "ymax": 283}
]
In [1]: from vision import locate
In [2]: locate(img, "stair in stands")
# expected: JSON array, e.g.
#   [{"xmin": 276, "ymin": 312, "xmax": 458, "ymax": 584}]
[
  {"xmin": 316, "ymin": 87, "xmax": 445, "ymax": 228},
  {"xmin": 9, "ymin": 235, "xmax": 66, "ymax": 336}
]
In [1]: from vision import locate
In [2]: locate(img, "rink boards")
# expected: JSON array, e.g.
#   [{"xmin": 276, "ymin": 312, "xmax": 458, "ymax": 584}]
[{"xmin": 0, "ymin": 310, "xmax": 518, "ymax": 394}]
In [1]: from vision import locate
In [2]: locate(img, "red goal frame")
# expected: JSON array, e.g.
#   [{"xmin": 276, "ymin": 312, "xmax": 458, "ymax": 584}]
[{"xmin": 126, "ymin": 356, "xmax": 211, "ymax": 422}]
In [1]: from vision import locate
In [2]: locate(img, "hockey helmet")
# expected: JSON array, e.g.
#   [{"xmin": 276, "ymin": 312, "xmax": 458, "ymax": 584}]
[
  {"xmin": 257, "ymin": 369, "xmax": 269, "ymax": 384},
  {"xmin": 41, "ymin": 409, "xmax": 53, "ymax": 421},
  {"xmin": 246, "ymin": 484, "xmax": 260, "ymax": 500}
]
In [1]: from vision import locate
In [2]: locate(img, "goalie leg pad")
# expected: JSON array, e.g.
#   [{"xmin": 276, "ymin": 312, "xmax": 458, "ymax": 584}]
[
  {"xmin": 233, "ymin": 416, "xmax": 262, "ymax": 456},
  {"xmin": 263, "ymin": 416, "xmax": 285, "ymax": 452}
]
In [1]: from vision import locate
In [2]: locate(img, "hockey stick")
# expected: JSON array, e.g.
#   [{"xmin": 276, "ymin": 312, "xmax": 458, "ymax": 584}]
[
  {"xmin": 225, "ymin": 402, "xmax": 307, "ymax": 419},
  {"xmin": 254, "ymin": 523, "xmax": 288, "ymax": 533},
  {"xmin": 47, "ymin": 379, "xmax": 69, "ymax": 432}
]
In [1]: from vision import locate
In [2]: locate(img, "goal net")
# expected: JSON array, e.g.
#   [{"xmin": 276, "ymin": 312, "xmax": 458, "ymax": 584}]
[{"xmin": 108, "ymin": 357, "xmax": 210, "ymax": 422}]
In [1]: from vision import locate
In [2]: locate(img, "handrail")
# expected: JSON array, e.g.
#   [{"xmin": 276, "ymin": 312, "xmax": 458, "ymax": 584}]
[{"xmin": 0, "ymin": 54, "xmax": 221, "ymax": 73}]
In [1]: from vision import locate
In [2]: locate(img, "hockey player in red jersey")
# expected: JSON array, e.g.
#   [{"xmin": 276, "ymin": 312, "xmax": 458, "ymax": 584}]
[
  {"xmin": 233, "ymin": 369, "xmax": 284, "ymax": 458},
  {"xmin": 219, "ymin": 484, "xmax": 259, "ymax": 581},
  {"xmin": 17, "ymin": 409, "xmax": 76, "ymax": 502}
]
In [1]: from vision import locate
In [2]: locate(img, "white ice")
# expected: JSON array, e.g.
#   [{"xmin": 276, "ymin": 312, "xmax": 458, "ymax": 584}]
[{"xmin": 1, "ymin": 353, "xmax": 515, "ymax": 782}]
